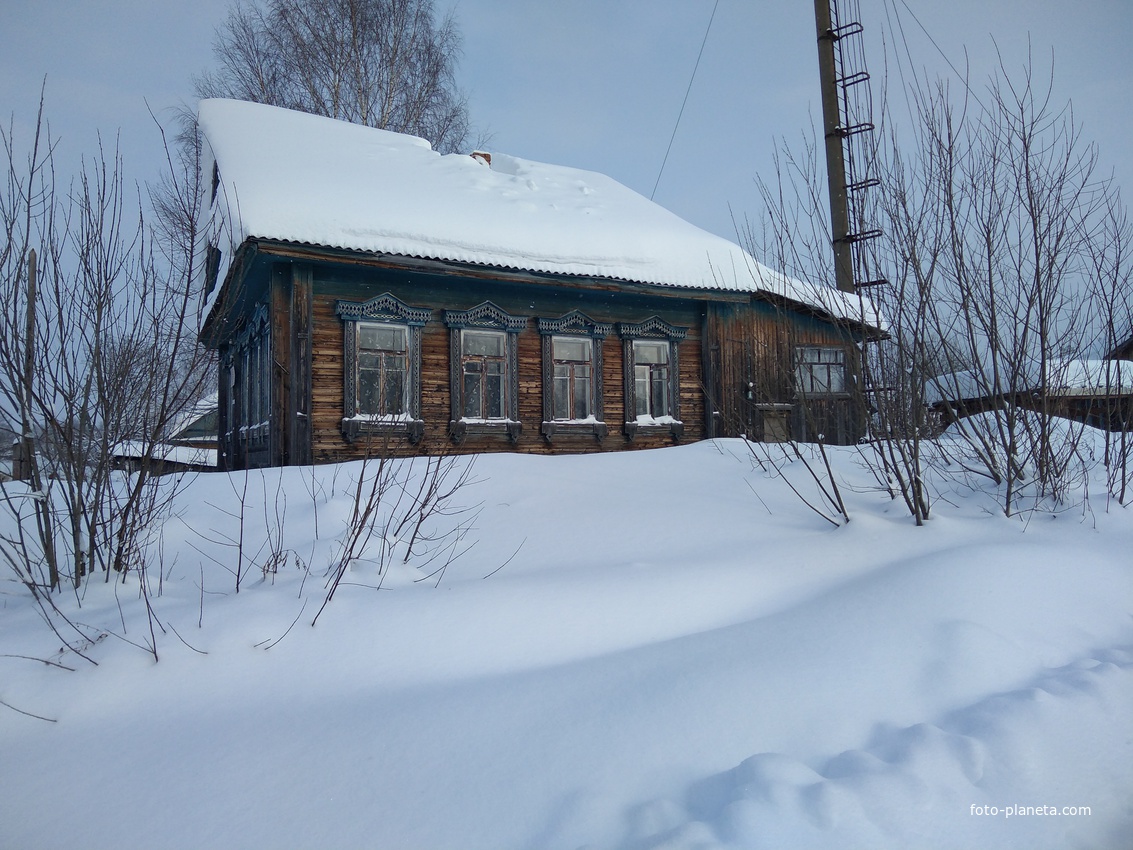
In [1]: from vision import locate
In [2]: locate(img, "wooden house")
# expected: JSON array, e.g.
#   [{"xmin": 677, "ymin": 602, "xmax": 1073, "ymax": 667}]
[{"xmin": 196, "ymin": 99, "xmax": 882, "ymax": 470}]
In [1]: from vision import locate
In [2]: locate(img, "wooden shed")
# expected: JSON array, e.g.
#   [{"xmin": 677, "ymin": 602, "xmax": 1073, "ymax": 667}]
[
  {"xmin": 196, "ymin": 100, "xmax": 882, "ymax": 470},
  {"xmin": 928, "ymin": 359, "xmax": 1133, "ymax": 432}
]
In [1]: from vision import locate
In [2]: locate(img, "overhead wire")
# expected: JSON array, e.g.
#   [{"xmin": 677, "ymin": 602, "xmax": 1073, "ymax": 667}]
[
  {"xmin": 891, "ymin": 0, "xmax": 985, "ymax": 112},
  {"xmin": 651, "ymin": 0, "xmax": 720, "ymax": 201}
]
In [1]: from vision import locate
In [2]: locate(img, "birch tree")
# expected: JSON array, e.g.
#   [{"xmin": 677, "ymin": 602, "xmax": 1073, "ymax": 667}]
[{"xmin": 197, "ymin": 0, "xmax": 471, "ymax": 153}]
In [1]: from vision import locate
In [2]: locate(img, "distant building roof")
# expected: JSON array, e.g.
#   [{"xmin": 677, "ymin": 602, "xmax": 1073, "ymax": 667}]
[
  {"xmin": 927, "ymin": 358, "xmax": 1133, "ymax": 405},
  {"xmin": 197, "ymin": 98, "xmax": 879, "ymax": 330},
  {"xmin": 165, "ymin": 393, "xmax": 218, "ymax": 443},
  {"xmin": 111, "ymin": 441, "xmax": 217, "ymax": 470}
]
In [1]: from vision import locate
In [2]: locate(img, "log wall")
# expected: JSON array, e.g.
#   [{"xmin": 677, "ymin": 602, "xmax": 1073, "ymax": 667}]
[
  {"xmin": 706, "ymin": 299, "xmax": 866, "ymax": 444},
  {"xmin": 214, "ymin": 247, "xmax": 865, "ymax": 467},
  {"xmin": 303, "ymin": 267, "xmax": 707, "ymax": 463}
]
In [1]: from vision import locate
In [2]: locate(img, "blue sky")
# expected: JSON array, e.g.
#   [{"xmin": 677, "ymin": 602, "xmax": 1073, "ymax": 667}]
[{"xmin": 1, "ymin": 0, "xmax": 1128, "ymax": 247}]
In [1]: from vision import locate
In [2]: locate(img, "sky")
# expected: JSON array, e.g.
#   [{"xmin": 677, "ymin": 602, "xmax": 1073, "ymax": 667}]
[{"xmin": 1, "ymin": 0, "xmax": 1129, "ymax": 248}]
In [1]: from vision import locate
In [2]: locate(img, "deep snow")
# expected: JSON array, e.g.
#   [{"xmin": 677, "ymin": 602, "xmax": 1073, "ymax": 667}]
[{"xmin": 1, "ymin": 438, "xmax": 1131, "ymax": 849}]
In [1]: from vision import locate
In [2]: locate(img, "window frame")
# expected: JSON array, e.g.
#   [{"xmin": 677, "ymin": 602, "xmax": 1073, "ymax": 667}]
[
  {"xmin": 444, "ymin": 302, "xmax": 526, "ymax": 442},
  {"xmin": 618, "ymin": 317, "xmax": 687, "ymax": 441},
  {"xmin": 794, "ymin": 345, "xmax": 848, "ymax": 397},
  {"xmin": 356, "ymin": 322, "xmax": 410, "ymax": 419},
  {"xmin": 537, "ymin": 311, "xmax": 613, "ymax": 441},
  {"xmin": 459, "ymin": 329, "xmax": 509, "ymax": 420},
  {"xmin": 337, "ymin": 293, "xmax": 430, "ymax": 444}
]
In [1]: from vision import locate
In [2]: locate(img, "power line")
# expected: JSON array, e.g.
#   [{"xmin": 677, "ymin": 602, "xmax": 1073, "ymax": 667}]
[
  {"xmin": 651, "ymin": 0, "xmax": 720, "ymax": 201},
  {"xmin": 891, "ymin": 0, "xmax": 985, "ymax": 111}
]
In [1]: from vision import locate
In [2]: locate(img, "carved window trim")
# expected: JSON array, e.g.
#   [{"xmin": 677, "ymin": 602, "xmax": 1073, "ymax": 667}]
[
  {"xmin": 337, "ymin": 293, "xmax": 430, "ymax": 443},
  {"xmin": 444, "ymin": 302, "xmax": 526, "ymax": 442},
  {"xmin": 618, "ymin": 316, "xmax": 687, "ymax": 441},
  {"xmin": 220, "ymin": 347, "xmax": 237, "ymax": 466},
  {"xmin": 537, "ymin": 311, "xmax": 612, "ymax": 441},
  {"xmin": 232, "ymin": 304, "xmax": 271, "ymax": 452}
]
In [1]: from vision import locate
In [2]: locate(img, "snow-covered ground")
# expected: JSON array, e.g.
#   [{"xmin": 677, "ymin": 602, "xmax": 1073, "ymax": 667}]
[{"xmin": 1, "ymin": 437, "xmax": 1131, "ymax": 849}]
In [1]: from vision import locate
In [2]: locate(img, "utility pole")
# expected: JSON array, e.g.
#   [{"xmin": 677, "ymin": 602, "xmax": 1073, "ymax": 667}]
[
  {"xmin": 814, "ymin": 0, "xmax": 856, "ymax": 294},
  {"xmin": 21, "ymin": 249, "xmax": 59, "ymax": 590}
]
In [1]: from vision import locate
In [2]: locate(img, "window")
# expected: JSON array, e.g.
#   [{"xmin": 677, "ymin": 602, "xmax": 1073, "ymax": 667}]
[
  {"xmin": 233, "ymin": 305, "xmax": 270, "ymax": 452},
  {"xmin": 537, "ymin": 311, "xmax": 612, "ymax": 440},
  {"xmin": 337, "ymin": 293, "xmax": 430, "ymax": 443},
  {"xmin": 633, "ymin": 339, "xmax": 670, "ymax": 418},
  {"xmin": 445, "ymin": 302, "xmax": 526, "ymax": 441},
  {"xmin": 795, "ymin": 346, "xmax": 847, "ymax": 395},
  {"xmin": 618, "ymin": 317, "xmax": 687, "ymax": 440},
  {"xmin": 461, "ymin": 330, "xmax": 507, "ymax": 419},
  {"xmin": 358, "ymin": 323, "xmax": 408, "ymax": 416},
  {"xmin": 552, "ymin": 336, "xmax": 592, "ymax": 420}
]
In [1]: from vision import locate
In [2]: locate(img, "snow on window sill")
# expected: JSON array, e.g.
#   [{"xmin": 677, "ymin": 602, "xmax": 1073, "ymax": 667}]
[
  {"xmin": 238, "ymin": 421, "xmax": 270, "ymax": 444},
  {"xmin": 624, "ymin": 416, "xmax": 683, "ymax": 442}
]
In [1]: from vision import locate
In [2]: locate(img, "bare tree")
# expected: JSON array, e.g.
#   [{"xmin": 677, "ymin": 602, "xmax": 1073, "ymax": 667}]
[
  {"xmin": 1083, "ymin": 200, "xmax": 1133, "ymax": 502},
  {"xmin": 899, "ymin": 62, "xmax": 1120, "ymax": 511},
  {"xmin": 0, "ymin": 95, "xmax": 212, "ymax": 613},
  {"xmin": 196, "ymin": 0, "xmax": 471, "ymax": 153},
  {"xmin": 751, "ymin": 49, "xmax": 1131, "ymax": 520}
]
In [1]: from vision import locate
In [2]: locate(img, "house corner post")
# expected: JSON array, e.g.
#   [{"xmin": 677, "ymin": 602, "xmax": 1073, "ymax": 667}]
[{"xmin": 290, "ymin": 263, "xmax": 313, "ymax": 465}]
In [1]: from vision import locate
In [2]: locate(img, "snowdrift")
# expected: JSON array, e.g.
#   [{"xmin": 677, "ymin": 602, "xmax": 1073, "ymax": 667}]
[{"xmin": 1, "ymin": 439, "xmax": 1130, "ymax": 849}]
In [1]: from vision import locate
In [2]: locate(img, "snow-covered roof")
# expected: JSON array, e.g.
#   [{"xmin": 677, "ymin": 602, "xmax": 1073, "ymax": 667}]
[
  {"xmin": 927, "ymin": 358, "xmax": 1133, "ymax": 404},
  {"xmin": 197, "ymin": 99, "xmax": 878, "ymax": 329},
  {"xmin": 112, "ymin": 441, "xmax": 218, "ymax": 469},
  {"xmin": 164, "ymin": 392, "xmax": 219, "ymax": 442}
]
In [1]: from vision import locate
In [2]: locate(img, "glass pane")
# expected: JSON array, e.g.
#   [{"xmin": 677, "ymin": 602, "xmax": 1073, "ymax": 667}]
[
  {"xmin": 634, "ymin": 340, "xmax": 668, "ymax": 365},
  {"xmin": 635, "ymin": 365, "xmax": 649, "ymax": 417},
  {"xmin": 359, "ymin": 367, "xmax": 380, "ymax": 414},
  {"xmin": 553, "ymin": 337, "xmax": 590, "ymax": 362},
  {"xmin": 574, "ymin": 370, "xmax": 591, "ymax": 419},
  {"xmin": 795, "ymin": 350, "xmax": 845, "ymax": 394},
  {"xmin": 462, "ymin": 330, "xmax": 505, "ymax": 357},
  {"xmin": 360, "ymin": 324, "xmax": 406, "ymax": 352},
  {"xmin": 383, "ymin": 357, "xmax": 406, "ymax": 415},
  {"xmin": 553, "ymin": 373, "xmax": 569, "ymax": 420},
  {"xmin": 651, "ymin": 366, "xmax": 670, "ymax": 417},
  {"xmin": 463, "ymin": 372, "xmax": 481, "ymax": 418},
  {"xmin": 485, "ymin": 371, "xmax": 504, "ymax": 418}
]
